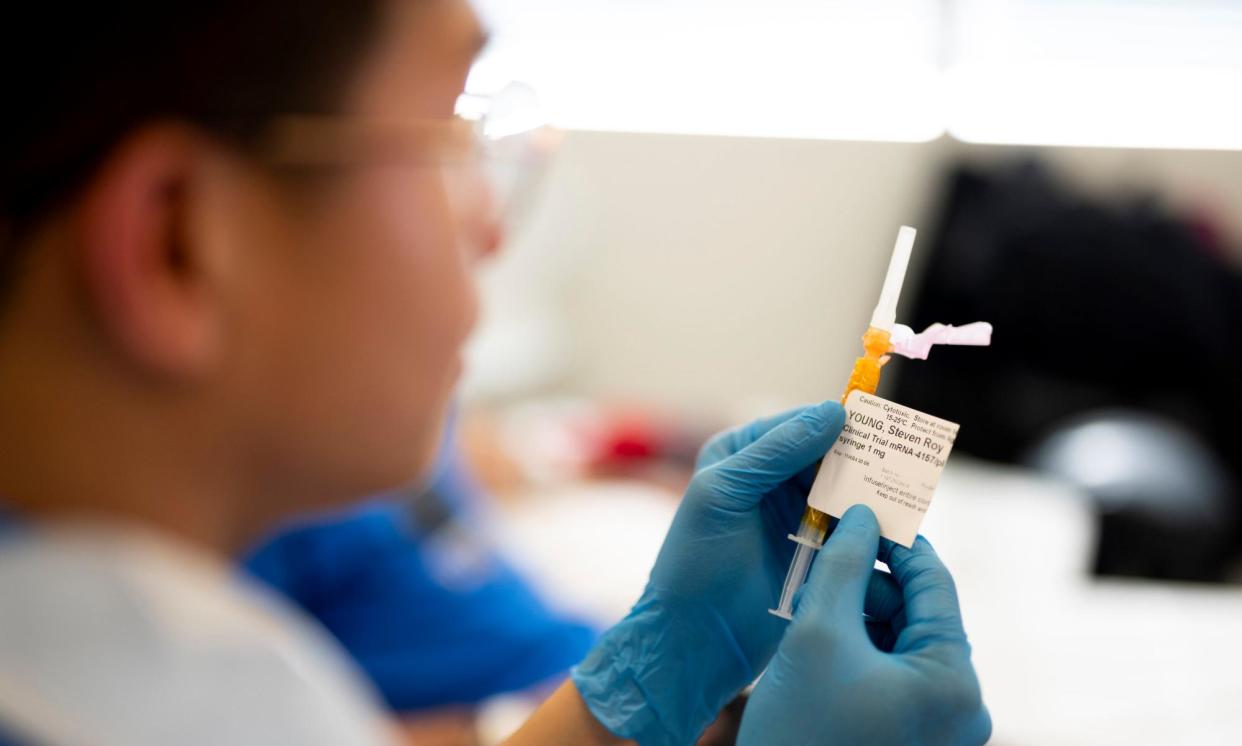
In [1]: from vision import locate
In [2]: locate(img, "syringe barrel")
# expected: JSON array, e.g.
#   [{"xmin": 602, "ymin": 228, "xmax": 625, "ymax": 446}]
[
  {"xmin": 769, "ymin": 326, "xmax": 893, "ymax": 620},
  {"xmin": 769, "ymin": 520, "xmax": 828, "ymax": 620},
  {"xmin": 768, "ymin": 227, "xmax": 913, "ymax": 620}
]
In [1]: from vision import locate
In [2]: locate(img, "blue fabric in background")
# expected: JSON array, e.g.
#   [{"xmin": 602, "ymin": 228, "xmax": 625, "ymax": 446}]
[
  {"xmin": 243, "ymin": 434, "xmax": 597, "ymax": 712},
  {"xmin": 0, "ymin": 721, "xmax": 23, "ymax": 746}
]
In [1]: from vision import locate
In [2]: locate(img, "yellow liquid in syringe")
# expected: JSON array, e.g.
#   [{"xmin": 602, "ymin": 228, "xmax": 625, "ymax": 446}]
[{"xmin": 797, "ymin": 326, "xmax": 893, "ymax": 540}]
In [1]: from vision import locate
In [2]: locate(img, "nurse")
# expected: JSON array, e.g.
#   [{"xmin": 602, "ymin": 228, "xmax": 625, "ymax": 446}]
[{"xmin": 0, "ymin": 2, "xmax": 989, "ymax": 744}]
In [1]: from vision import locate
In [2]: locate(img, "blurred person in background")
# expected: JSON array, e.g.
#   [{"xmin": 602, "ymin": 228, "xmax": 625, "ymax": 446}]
[{"xmin": 0, "ymin": 2, "xmax": 988, "ymax": 745}]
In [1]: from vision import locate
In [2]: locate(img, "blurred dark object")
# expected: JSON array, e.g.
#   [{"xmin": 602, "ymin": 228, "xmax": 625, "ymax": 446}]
[
  {"xmin": 1024, "ymin": 411, "xmax": 1236, "ymax": 581},
  {"xmin": 889, "ymin": 160, "xmax": 1242, "ymax": 581}
]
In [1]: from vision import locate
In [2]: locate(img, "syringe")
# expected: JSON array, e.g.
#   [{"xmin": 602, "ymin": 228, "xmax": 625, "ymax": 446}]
[{"xmin": 769, "ymin": 226, "xmax": 992, "ymax": 620}]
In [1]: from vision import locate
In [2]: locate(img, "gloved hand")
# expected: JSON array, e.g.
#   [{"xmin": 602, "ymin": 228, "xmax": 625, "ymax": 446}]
[
  {"xmin": 573, "ymin": 401, "xmax": 846, "ymax": 746},
  {"xmin": 738, "ymin": 504, "xmax": 992, "ymax": 746}
]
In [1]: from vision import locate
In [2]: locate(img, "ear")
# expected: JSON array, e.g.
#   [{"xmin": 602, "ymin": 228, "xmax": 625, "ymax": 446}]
[{"xmin": 73, "ymin": 125, "xmax": 225, "ymax": 380}]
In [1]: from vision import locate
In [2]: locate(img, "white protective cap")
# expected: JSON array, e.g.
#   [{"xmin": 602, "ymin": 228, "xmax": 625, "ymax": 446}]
[{"xmin": 869, "ymin": 226, "xmax": 917, "ymax": 331}]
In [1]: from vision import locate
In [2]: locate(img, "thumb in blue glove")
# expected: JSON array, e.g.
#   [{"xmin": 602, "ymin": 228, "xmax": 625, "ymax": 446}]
[{"xmin": 738, "ymin": 504, "xmax": 991, "ymax": 746}]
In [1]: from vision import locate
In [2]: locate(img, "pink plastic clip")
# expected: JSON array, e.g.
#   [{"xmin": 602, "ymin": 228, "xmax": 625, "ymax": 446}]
[{"xmin": 890, "ymin": 322, "xmax": 993, "ymax": 361}]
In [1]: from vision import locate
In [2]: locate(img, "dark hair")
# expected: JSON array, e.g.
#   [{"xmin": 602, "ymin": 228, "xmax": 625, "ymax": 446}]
[{"xmin": 0, "ymin": 2, "xmax": 388, "ymax": 297}]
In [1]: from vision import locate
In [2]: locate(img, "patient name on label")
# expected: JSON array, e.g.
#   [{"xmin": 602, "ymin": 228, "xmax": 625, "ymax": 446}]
[{"xmin": 807, "ymin": 391, "xmax": 959, "ymax": 547}]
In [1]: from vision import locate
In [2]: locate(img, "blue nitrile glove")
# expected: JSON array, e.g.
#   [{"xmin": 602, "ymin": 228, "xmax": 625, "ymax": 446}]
[
  {"xmin": 573, "ymin": 401, "xmax": 847, "ymax": 746},
  {"xmin": 738, "ymin": 504, "xmax": 992, "ymax": 746}
]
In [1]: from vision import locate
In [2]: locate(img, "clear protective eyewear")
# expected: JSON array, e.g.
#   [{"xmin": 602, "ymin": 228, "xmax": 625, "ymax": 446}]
[{"xmin": 261, "ymin": 82, "xmax": 561, "ymax": 234}]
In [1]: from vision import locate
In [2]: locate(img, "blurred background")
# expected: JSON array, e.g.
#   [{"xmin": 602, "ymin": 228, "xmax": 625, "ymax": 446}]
[{"xmin": 336, "ymin": 1, "xmax": 1242, "ymax": 743}]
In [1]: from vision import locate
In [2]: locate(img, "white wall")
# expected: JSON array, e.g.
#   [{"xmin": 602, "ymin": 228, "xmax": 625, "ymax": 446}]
[{"xmin": 468, "ymin": 132, "xmax": 1242, "ymax": 415}]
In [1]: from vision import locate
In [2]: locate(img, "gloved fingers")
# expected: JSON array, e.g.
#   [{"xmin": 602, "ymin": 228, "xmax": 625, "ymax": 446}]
[
  {"xmin": 865, "ymin": 619, "xmax": 898, "ymax": 652},
  {"xmin": 965, "ymin": 705, "xmax": 994, "ymax": 745},
  {"xmin": 797, "ymin": 504, "xmax": 879, "ymax": 628},
  {"xmin": 873, "ymin": 538, "xmax": 908, "ymax": 633},
  {"xmin": 883, "ymin": 536, "xmax": 971, "ymax": 658},
  {"xmin": 695, "ymin": 405, "xmax": 809, "ymax": 470},
  {"xmin": 793, "ymin": 459, "xmax": 824, "ymax": 493},
  {"xmin": 862, "ymin": 569, "xmax": 902, "ymax": 652},
  {"xmin": 787, "ymin": 554, "xmax": 898, "ymax": 622},
  {"xmin": 763, "ymin": 485, "xmax": 818, "ymax": 546},
  {"xmin": 863, "ymin": 567, "xmax": 903, "ymax": 623},
  {"xmin": 890, "ymin": 608, "xmax": 908, "ymax": 638},
  {"xmin": 763, "ymin": 460, "xmax": 834, "ymax": 542},
  {"xmin": 694, "ymin": 401, "xmax": 844, "ymax": 513},
  {"xmin": 878, "ymin": 536, "xmax": 899, "ymax": 562}
]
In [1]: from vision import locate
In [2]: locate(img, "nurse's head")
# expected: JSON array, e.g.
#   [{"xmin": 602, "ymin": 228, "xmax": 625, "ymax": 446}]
[{"xmin": 0, "ymin": 1, "xmax": 497, "ymax": 546}]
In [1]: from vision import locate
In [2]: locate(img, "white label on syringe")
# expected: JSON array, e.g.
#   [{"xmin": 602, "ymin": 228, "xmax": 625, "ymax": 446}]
[{"xmin": 807, "ymin": 391, "xmax": 959, "ymax": 547}]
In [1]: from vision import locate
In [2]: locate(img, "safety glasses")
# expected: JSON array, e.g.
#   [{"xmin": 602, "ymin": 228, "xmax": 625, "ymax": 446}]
[{"xmin": 261, "ymin": 82, "xmax": 560, "ymax": 233}]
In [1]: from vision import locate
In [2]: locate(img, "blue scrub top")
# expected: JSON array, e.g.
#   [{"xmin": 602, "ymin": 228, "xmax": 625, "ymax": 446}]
[{"xmin": 242, "ymin": 440, "xmax": 596, "ymax": 712}]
